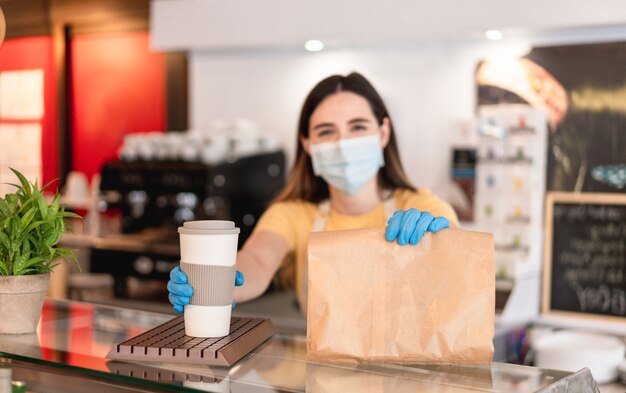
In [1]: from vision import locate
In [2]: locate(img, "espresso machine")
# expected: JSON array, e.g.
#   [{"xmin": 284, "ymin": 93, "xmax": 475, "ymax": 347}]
[{"xmin": 90, "ymin": 151, "xmax": 285, "ymax": 297}]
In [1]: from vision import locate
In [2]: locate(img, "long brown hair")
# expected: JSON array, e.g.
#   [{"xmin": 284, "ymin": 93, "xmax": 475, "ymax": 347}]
[{"xmin": 275, "ymin": 72, "xmax": 415, "ymax": 203}]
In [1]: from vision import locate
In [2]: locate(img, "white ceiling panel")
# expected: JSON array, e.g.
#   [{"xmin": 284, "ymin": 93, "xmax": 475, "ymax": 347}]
[{"xmin": 152, "ymin": 0, "xmax": 626, "ymax": 50}]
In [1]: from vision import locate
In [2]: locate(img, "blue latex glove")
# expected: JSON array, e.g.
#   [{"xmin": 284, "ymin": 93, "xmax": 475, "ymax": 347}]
[
  {"xmin": 167, "ymin": 266, "xmax": 244, "ymax": 314},
  {"xmin": 385, "ymin": 208, "xmax": 449, "ymax": 246}
]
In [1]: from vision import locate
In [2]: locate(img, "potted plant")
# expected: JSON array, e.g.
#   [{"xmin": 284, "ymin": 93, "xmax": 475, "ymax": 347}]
[{"xmin": 0, "ymin": 168, "xmax": 80, "ymax": 334}]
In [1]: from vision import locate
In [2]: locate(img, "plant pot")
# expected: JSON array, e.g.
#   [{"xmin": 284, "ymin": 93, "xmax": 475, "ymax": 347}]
[{"xmin": 0, "ymin": 273, "xmax": 50, "ymax": 334}]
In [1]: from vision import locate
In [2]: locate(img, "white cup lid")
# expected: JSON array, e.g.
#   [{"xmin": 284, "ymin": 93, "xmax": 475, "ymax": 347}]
[{"xmin": 178, "ymin": 220, "xmax": 240, "ymax": 235}]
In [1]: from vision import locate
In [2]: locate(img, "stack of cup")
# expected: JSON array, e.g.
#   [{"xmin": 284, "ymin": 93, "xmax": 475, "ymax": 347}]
[{"xmin": 178, "ymin": 221, "xmax": 240, "ymax": 338}]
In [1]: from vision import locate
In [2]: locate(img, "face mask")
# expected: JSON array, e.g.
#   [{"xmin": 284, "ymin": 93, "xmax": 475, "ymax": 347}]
[{"xmin": 310, "ymin": 134, "xmax": 385, "ymax": 195}]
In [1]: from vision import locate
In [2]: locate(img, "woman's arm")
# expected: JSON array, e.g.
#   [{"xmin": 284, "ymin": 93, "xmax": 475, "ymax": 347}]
[{"xmin": 234, "ymin": 230, "xmax": 290, "ymax": 303}]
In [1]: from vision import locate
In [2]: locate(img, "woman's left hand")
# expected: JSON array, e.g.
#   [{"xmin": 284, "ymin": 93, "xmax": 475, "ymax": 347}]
[{"xmin": 385, "ymin": 209, "xmax": 449, "ymax": 246}]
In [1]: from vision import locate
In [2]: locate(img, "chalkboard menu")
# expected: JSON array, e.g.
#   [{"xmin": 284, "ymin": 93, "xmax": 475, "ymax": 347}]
[{"xmin": 543, "ymin": 192, "xmax": 626, "ymax": 323}]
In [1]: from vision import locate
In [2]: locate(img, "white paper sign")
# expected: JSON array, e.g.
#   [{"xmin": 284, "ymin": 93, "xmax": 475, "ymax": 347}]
[
  {"xmin": 0, "ymin": 123, "xmax": 18, "ymax": 165},
  {"xmin": 0, "ymin": 69, "xmax": 44, "ymax": 120},
  {"xmin": 0, "ymin": 122, "xmax": 42, "ymax": 196},
  {"xmin": 16, "ymin": 123, "xmax": 42, "ymax": 166}
]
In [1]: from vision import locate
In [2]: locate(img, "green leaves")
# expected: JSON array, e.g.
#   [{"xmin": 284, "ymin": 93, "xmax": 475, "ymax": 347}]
[
  {"xmin": 0, "ymin": 168, "xmax": 81, "ymax": 276},
  {"xmin": 0, "ymin": 232, "xmax": 10, "ymax": 250},
  {"xmin": 11, "ymin": 168, "xmax": 32, "ymax": 196},
  {"xmin": 0, "ymin": 198, "xmax": 9, "ymax": 217}
]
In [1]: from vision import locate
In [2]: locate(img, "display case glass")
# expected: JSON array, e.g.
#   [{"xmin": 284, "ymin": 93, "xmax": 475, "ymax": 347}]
[{"xmin": 0, "ymin": 299, "xmax": 597, "ymax": 392}]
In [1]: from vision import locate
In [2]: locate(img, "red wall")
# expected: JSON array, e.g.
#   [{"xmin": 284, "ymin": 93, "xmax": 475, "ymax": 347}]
[
  {"xmin": 71, "ymin": 31, "xmax": 166, "ymax": 180},
  {"xmin": 0, "ymin": 36, "xmax": 58, "ymax": 189},
  {"xmin": 0, "ymin": 32, "xmax": 166, "ymax": 187}
]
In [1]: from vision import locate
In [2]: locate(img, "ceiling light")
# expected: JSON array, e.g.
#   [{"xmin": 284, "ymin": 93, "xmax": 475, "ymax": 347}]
[
  {"xmin": 485, "ymin": 30, "xmax": 503, "ymax": 41},
  {"xmin": 305, "ymin": 40, "xmax": 324, "ymax": 52}
]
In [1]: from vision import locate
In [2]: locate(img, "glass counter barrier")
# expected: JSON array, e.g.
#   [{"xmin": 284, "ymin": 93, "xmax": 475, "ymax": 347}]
[{"xmin": 0, "ymin": 299, "xmax": 598, "ymax": 392}]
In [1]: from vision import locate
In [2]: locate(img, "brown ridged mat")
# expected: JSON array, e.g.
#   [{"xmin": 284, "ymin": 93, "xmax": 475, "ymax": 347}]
[
  {"xmin": 106, "ymin": 361, "xmax": 224, "ymax": 383},
  {"xmin": 107, "ymin": 316, "xmax": 276, "ymax": 367}
]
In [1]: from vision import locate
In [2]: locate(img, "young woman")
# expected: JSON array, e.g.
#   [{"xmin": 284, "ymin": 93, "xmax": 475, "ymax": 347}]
[{"xmin": 168, "ymin": 72, "xmax": 458, "ymax": 313}]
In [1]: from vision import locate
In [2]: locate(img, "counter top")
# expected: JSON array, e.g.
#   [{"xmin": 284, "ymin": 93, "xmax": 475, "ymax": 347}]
[
  {"xmin": 0, "ymin": 299, "xmax": 598, "ymax": 392},
  {"xmin": 62, "ymin": 232, "xmax": 180, "ymax": 255}
]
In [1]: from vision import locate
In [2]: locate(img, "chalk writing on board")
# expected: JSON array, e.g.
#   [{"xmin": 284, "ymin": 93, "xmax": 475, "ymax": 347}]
[
  {"xmin": 553, "ymin": 205, "xmax": 624, "ymax": 221},
  {"xmin": 573, "ymin": 285, "xmax": 626, "ymax": 315},
  {"xmin": 551, "ymin": 203, "xmax": 626, "ymax": 317}
]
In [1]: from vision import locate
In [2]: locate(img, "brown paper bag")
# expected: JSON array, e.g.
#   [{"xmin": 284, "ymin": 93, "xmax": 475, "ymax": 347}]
[{"xmin": 306, "ymin": 228, "xmax": 494, "ymax": 365}]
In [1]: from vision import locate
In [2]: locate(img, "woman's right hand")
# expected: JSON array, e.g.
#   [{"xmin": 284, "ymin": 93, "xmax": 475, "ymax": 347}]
[{"xmin": 167, "ymin": 266, "xmax": 245, "ymax": 314}]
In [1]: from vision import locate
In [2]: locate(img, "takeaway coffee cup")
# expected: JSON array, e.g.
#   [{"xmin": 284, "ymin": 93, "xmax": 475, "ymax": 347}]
[{"xmin": 178, "ymin": 221, "xmax": 240, "ymax": 338}]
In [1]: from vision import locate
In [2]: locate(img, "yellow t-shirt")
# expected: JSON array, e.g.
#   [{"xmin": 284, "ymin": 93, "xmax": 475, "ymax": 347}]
[{"xmin": 252, "ymin": 188, "xmax": 459, "ymax": 309}]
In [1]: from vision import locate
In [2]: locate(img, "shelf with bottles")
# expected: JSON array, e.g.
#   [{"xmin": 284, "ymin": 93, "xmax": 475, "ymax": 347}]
[
  {"xmin": 493, "ymin": 247, "xmax": 535, "ymax": 282},
  {"xmin": 505, "ymin": 216, "xmax": 531, "ymax": 224},
  {"xmin": 495, "ymin": 246, "xmax": 536, "ymax": 280},
  {"xmin": 480, "ymin": 221, "xmax": 531, "ymax": 253},
  {"xmin": 478, "ymin": 116, "xmax": 536, "ymax": 136},
  {"xmin": 508, "ymin": 126, "xmax": 536, "ymax": 135},
  {"xmin": 495, "ymin": 244, "xmax": 530, "ymax": 253},
  {"xmin": 477, "ymin": 141, "xmax": 535, "ymax": 163},
  {"xmin": 476, "ymin": 104, "xmax": 547, "ymax": 325},
  {"xmin": 477, "ymin": 125, "xmax": 537, "ymax": 163},
  {"xmin": 476, "ymin": 163, "xmax": 535, "ymax": 192},
  {"xmin": 475, "ymin": 193, "xmax": 534, "ymax": 224},
  {"xmin": 477, "ymin": 157, "xmax": 533, "ymax": 165}
]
